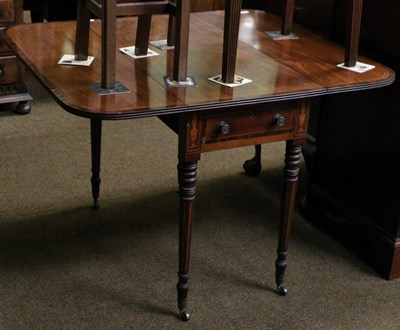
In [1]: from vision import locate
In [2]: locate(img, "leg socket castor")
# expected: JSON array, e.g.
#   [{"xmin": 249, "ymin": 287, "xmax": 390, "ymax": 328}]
[
  {"xmin": 277, "ymin": 285, "xmax": 288, "ymax": 296},
  {"xmin": 93, "ymin": 199, "xmax": 99, "ymax": 209},
  {"xmin": 179, "ymin": 310, "xmax": 190, "ymax": 321}
]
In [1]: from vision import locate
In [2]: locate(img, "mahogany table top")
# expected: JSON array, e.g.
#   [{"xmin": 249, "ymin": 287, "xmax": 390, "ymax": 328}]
[{"xmin": 1, "ymin": 10, "xmax": 395, "ymax": 119}]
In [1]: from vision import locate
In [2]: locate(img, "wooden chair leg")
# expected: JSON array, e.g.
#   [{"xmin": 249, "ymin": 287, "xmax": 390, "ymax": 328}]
[
  {"xmin": 75, "ymin": 0, "xmax": 91, "ymax": 60},
  {"xmin": 172, "ymin": 0, "xmax": 191, "ymax": 82},
  {"xmin": 281, "ymin": 0, "xmax": 295, "ymax": 35},
  {"xmin": 221, "ymin": 0, "xmax": 242, "ymax": 84},
  {"xmin": 135, "ymin": 15, "xmax": 152, "ymax": 56},
  {"xmin": 344, "ymin": 0, "xmax": 363, "ymax": 67},
  {"xmin": 101, "ymin": 0, "xmax": 117, "ymax": 88},
  {"xmin": 167, "ymin": 13, "xmax": 176, "ymax": 47}
]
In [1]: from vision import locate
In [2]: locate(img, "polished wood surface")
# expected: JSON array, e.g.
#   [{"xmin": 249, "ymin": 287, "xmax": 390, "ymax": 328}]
[
  {"xmin": 1, "ymin": 9, "xmax": 395, "ymax": 318},
  {"xmin": 2, "ymin": 11, "xmax": 394, "ymax": 119}
]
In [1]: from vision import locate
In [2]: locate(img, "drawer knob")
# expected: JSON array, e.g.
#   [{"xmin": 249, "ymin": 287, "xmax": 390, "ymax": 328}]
[
  {"xmin": 273, "ymin": 114, "xmax": 285, "ymax": 127},
  {"xmin": 217, "ymin": 121, "xmax": 231, "ymax": 134}
]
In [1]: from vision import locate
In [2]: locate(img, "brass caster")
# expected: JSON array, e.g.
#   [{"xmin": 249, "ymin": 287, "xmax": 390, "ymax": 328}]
[
  {"xmin": 180, "ymin": 310, "xmax": 190, "ymax": 321},
  {"xmin": 277, "ymin": 285, "xmax": 288, "ymax": 296}
]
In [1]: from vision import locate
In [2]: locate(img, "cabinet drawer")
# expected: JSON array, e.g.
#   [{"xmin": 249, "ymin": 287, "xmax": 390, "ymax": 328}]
[
  {"xmin": 0, "ymin": 56, "xmax": 18, "ymax": 83},
  {"xmin": 0, "ymin": 0, "xmax": 14, "ymax": 24},
  {"xmin": 202, "ymin": 102, "xmax": 296, "ymax": 144}
]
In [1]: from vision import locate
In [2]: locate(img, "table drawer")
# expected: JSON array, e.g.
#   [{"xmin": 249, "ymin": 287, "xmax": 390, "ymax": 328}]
[
  {"xmin": 0, "ymin": 0, "xmax": 14, "ymax": 24},
  {"xmin": 202, "ymin": 102, "xmax": 296, "ymax": 144}
]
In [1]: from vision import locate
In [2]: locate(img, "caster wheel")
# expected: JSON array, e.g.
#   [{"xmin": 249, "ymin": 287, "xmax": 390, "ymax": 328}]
[
  {"xmin": 93, "ymin": 199, "xmax": 99, "ymax": 209},
  {"xmin": 277, "ymin": 285, "xmax": 288, "ymax": 296},
  {"xmin": 243, "ymin": 158, "xmax": 261, "ymax": 176},
  {"xmin": 14, "ymin": 101, "xmax": 31, "ymax": 115},
  {"xmin": 180, "ymin": 310, "xmax": 190, "ymax": 321}
]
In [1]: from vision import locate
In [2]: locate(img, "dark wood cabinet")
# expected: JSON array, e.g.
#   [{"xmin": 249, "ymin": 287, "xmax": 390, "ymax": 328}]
[
  {"xmin": 0, "ymin": 0, "xmax": 31, "ymax": 114},
  {"xmin": 264, "ymin": 0, "xmax": 400, "ymax": 280},
  {"xmin": 242, "ymin": 0, "xmax": 400, "ymax": 280},
  {"xmin": 303, "ymin": 0, "xmax": 400, "ymax": 280}
]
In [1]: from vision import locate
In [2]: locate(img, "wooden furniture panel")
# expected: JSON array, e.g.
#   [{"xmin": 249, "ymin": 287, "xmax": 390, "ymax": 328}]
[
  {"xmin": 290, "ymin": 0, "xmax": 400, "ymax": 280},
  {"xmin": 0, "ymin": 0, "xmax": 31, "ymax": 113},
  {"xmin": 0, "ymin": 0, "xmax": 14, "ymax": 24},
  {"xmin": 0, "ymin": 55, "xmax": 19, "ymax": 84},
  {"xmin": 0, "ymin": 36, "xmax": 10, "ymax": 53}
]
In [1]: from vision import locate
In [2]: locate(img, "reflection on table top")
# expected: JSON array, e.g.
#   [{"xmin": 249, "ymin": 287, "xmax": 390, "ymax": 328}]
[{"xmin": 2, "ymin": 10, "xmax": 395, "ymax": 119}]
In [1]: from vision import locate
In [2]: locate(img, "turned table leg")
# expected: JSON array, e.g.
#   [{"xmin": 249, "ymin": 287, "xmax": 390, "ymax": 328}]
[
  {"xmin": 275, "ymin": 140, "xmax": 302, "ymax": 295},
  {"xmin": 176, "ymin": 160, "xmax": 197, "ymax": 321},
  {"xmin": 90, "ymin": 118, "xmax": 102, "ymax": 209}
]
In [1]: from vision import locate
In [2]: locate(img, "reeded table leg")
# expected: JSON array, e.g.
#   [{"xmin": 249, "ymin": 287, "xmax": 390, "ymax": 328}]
[
  {"xmin": 176, "ymin": 160, "xmax": 197, "ymax": 321},
  {"xmin": 275, "ymin": 140, "xmax": 302, "ymax": 295},
  {"xmin": 90, "ymin": 119, "xmax": 102, "ymax": 209}
]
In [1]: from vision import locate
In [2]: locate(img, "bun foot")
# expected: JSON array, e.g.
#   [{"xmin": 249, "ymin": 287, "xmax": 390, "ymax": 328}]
[
  {"xmin": 179, "ymin": 310, "xmax": 190, "ymax": 321},
  {"xmin": 15, "ymin": 101, "xmax": 31, "ymax": 115},
  {"xmin": 277, "ymin": 285, "xmax": 288, "ymax": 296}
]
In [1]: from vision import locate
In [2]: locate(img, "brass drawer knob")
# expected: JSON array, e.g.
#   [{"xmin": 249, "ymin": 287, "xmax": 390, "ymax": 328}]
[
  {"xmin": 217, "ymin": 121, "xmax": 231, "ymax": 134},
  {"xmin": 273, "ymin": 114, "xmax": 285, "ymax": 127}
]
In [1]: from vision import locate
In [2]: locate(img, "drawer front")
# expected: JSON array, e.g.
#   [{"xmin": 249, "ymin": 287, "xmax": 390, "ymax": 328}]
[
  {"xmin": 0, "ymin": 0, "xmax": 14, "ymax": 24},
  {"xmin": 0, "ymin": 56, "xmax": 20, "ymax": 95},
  {"xmin": 0, "ymin": 36, "xmax": 11, "ymax": 53},
  {"xmin": 202, "ymin": 102, "xmax": 296, "ymax": 144}
]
